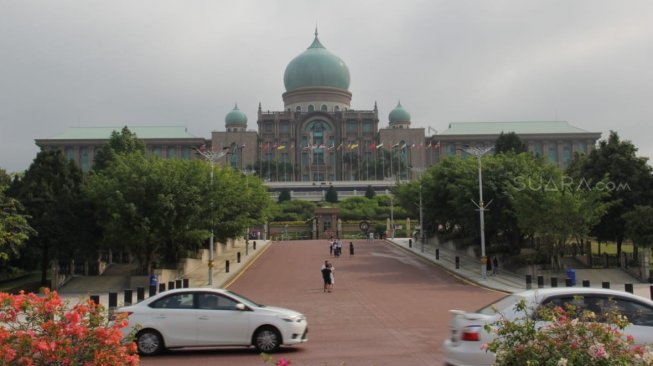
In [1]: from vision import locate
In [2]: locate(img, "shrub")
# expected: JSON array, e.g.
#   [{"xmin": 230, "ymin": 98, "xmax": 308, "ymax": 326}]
[
  {"xmin": 0, "ymin": 288, "xmax": 139, "ymax": 365},
  {"xmin": 484, "ymin": 298, "xmax": 653, "ymax": 365}
]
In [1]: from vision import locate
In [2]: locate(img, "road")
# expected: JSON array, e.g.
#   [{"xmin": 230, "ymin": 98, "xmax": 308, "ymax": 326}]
[{"xmin": 139, "ymin": 239, "xmax": 505, "ymax": 365}]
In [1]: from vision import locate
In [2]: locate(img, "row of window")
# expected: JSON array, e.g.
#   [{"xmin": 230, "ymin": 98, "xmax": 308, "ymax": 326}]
[
  {"xmin": 444, "ymin": 141, "xmax": 589, "ymax": 168},
  {"xmin": 262, "ymin": 120, "xmax": 375, "ymax": 133},
  {"xmin": 63, "ymin": 145, "xmax": 195, "ymax": 171}
]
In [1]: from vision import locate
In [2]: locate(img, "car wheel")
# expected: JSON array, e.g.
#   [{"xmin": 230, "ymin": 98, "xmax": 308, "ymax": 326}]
[
  {"xmin": 254, "ymin": 326, "xmax": 281, "ymax": 352},
  {"xmin": 136, "ymin": 329, "xmax": 164, "ymax": 356}
]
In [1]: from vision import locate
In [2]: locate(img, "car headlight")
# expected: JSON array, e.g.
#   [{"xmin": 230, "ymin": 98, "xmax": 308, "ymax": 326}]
[{"xmin": 278, "ymin": 314, "xmax": 304, "ymax": 322}]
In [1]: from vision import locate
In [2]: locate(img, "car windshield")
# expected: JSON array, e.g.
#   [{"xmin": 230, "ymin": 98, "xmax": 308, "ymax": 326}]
[
  {"xmin": 477, "ymin": 294, "xmax": 523, "ymax": 315},
  {"xmin": 225, "ymin": 290, "xmax": 264, "ymax": 307}
]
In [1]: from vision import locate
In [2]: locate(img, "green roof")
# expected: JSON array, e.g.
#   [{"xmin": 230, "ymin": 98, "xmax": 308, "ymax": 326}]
[
  {"xmin": 47, "ymin": 126, "xmax": 200, "ymax": 140},
  {"xmin": 440, "ymin": 121, "xmax": 595, "ymax": 135}
]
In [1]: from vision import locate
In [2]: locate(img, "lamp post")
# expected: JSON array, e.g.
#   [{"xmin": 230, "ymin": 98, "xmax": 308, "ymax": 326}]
[
  {"xmin": 461, "ymin": 145, "xmax": 493, "ymax": 280},
  {"xmin": 390, "ymin": 195, "xmax": 395, "ymax": 239},
  {"xmin": 419, "ymin": 184, "xmax": 424, "ymax": 253},
  {"xmin": 195, "ymin": 147, "xmax": 227, "ymax": 286}
]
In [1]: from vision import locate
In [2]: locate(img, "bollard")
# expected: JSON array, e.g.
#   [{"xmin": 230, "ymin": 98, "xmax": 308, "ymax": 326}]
[
  {"xmin": 226, "ymin": 260, "xmax": 230, "ymax": 273},
  {"xmin": 149, "ymin": 285, "xmax": 157, "ymax": 297},
  {"xmin": 108, "ymin": 292, "xmax": 118, "ymax": 309},
  {"xmin": 435, "ymin": 248, "xmax": 439, "ymax": 260},
  {"xmin": 90, "ymin": 295, "xmax": 100, "ymax": 305},
  {"xmin": 551, "ymin": 277, "xmax": 558, "ymax": 288},
  {"xmin": 625, "ymin": 283, "xmax": 634, "ymax": 294},
  {"xmin": 168, "ymin": 281, "xmax": 175, "ymax": 290},
  {"xmin": 253, "ymin": 241, "xmax": 257, "ymax": 250},
  {"xmin": 565, "ymin": 278, "xmax": 573, "ymax": 287},
  {"xmin": 455, "ymin": 256, "xmax": 460, "ymax": 269},
  {"xmin": 525, "ymin": 275, "xmax": 532, "ymax": 289},
  {"xmin": 159, "ymin": 283, "xmax": 166, "ymax": 293},
  {"xmin": 137, "ymin": 287, "xmax": 145, "ymax": 301},
  {"xmin": 408, "ymin": 239, "xmax": 412, "ymax": 248},
  {"xmin": 175, "ymin": 279, "xmax": 182, "ymax": 289},
  {"xmin": 183, "ymin": 278, "xmax": 189, "ymax": 288},
  {"xmin": 582, "ymin": 280, "xmax": 590, "ymax": 287},
  {"xmin": 237, "ymin": 252, "xmax": 241, "ymax": 263},
  {"xmin": 124, "ymin": 289, "xmax": 133, "ymax": 306},
  {"xmin": 537, "ymin": 275, "xmax": 544, "ymax": 288},
  {"xmin": 602, "ymin": 281, "xmax": 610, "ymax": 289}
]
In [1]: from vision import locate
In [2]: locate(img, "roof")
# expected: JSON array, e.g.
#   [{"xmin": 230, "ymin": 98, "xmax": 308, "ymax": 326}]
[
  {"xmin": 440, "ymin": 121, "xmax": 596, "ymax": 135},
  {"xmin": 46, "ymin": 126, "xmax": 201, "ymax": 140}
]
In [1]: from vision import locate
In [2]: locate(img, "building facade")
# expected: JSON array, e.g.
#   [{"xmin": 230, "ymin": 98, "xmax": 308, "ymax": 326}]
[{"xmin": 34, "ymin": 31, "xmax": 602, "ymax": 180}]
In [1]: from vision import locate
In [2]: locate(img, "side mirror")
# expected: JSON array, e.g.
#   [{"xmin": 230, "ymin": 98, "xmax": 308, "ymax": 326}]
[{"xmin": 236, "ymin": 303, "xmax": 246, "ymax": 311}]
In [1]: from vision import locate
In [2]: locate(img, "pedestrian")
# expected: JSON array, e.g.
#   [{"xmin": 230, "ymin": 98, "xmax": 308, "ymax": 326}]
[
  {"xmin": 328, "ymin": 263, "xmax": 335, "ymax": 291},
  {"xmin": 329, "ymin": 240, "xmax": 334, "ymax": 256},
  {"xmin": 492, "ymin": 256, "xmax": 498, "ymax": 275},
  {"xmin": 349, "ymin": 242, "xmax": 354, "ymax": 255},
  {"xmin": 321, "ymin": 261, "xmax": 332, "ymax": 293},
  {"xmin": 486, "ymin": 256, "xmax": 492, "ymax": 275}
]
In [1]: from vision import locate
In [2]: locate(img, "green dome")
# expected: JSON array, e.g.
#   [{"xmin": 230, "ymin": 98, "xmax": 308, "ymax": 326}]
[
  {"xmin": 283, "ymin": 31, "xmax": 350, "ymax": 92},
  {"xmin": 225, "ymin": 104, "xmax": 247, "ymax": 126},
  {"xmin": 389, "ymin": 102, "xmax": 411, "ymax": 123}
]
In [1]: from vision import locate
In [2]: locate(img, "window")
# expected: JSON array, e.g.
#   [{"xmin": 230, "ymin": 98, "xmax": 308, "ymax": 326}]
[
  {"xmin": 280, "ymin": 122, "xmax": 290, "ymax": 134},
  {"xmin": 547, "ymin": 142, "xmax": 558, "ymax": 163},
  {"xmin": 562, "ymin": 142, "xmax": 572, "ymax": 168},
  {"xmin": 308, "ymin": 105, "xmax": 315, "ymax": 112},
  {"xmin": 363, "ymin": 120, "xmax": 373, "ymax": 133},
  {"xmin": 181, "ymin": 147, "xmax": 191, "ymax": 160},
  {"xmin": 263, "ymin": 123, "xmax": 273, "ymax": 133},
  {"xmin": 296, "ymin": 106, "xmax": 301, "ymax": 112},
  {"xmin": 531, "ymin": 142, "xmax": 543, "ymax": 157},
  {"xmin": 347, "ymin": 121, "xmax": 357, "ymax": 133},
  {"xmin": 152, "ymin": 146, "xmax": 161, "ymax": 157},
  {"xmin": 576, "ymin": 141, "xmax": 587, "ymax": 155},
  {"xmin": 65, "ymin": 147, "xmax": 74, "ymax": 160},
  {"xmin": 151, "ymin": 293, "xmax": 194, "ymax": 309},
  {"xmin": 334, "ymin": 106, "xmax": 340, "ymax": 112},
  {"xmin": 197, "ymin": 293, "xmax": 240, "ymax": 311},
  {"xmin": 321, "ymin": 104, "xmax": 328, "ymax": 112},
  {"xmin": 80, "ymin": 148, "xmax": 89, "ymax": 171},
  {"xmin": 167, "ymin": 147, "xmax": 176, "ymax": 159}
]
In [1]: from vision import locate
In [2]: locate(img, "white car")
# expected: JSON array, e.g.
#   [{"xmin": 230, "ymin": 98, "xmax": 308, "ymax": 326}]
[
  {"xmin": 114, "ymin": 288, "xmax": 308, "ymax": 355},
  {"xmin": 443, "ymin": 287, "xmax": 653, "ymax": 366}
]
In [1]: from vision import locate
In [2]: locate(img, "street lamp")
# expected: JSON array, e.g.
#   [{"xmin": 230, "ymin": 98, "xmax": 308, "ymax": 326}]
[
  {"xmin": 195, "ymin": 147, "xmax": 227, "ymax": 286},
  {"xmin": 461, "ymin": 145, "xmax": 493, "ymax": 280},
  {"xmin": 419, "ymin": 184, "xmax": 424, "ymax": 253},
  {"xmin": 390, "ymin": 195, "xmax": 395, "ymax": 239}
]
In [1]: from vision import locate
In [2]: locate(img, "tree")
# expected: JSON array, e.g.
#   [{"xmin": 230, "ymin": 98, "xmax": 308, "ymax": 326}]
[
  {"xmin": 364, "ymin": 185, "xmax": 376, "ymax": 199},
  {"xmin": 508, "ymin": 160, "xmax": 608, "ymax": 270},
  {"xmin": 494, "ymin": 132, "xmax": 527, "ymax": 155},
  {"xmin": 10, "ymin": 150, "xmax": 90, "ymax": 284},
  {"xmin": 92, "ymin": 126, "xmax": 146, "ymax": 171},
  {"xmin": 577, "ymin": 131, "xmax": 653, "ymax": 259},
  {"xmin": 0, "ymin": 170, "xmax": 34, "ymax": 265},
  {"xmin": 623, "ymin": 205, "xmax": 653, "ymax": 249},
  {"xmin": 325, "ymin": 185, "xmax": 338, "ymax": 203},
  {"xmin": 278, "ymin": 188, "xmax": 291, "ymax": 203}
]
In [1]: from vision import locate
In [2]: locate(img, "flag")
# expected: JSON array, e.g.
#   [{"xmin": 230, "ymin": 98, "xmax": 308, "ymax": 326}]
[
  {"xmin": 401, "ymin": 143, "xmax": 407, "ymax": 149},
  {"xmin": 328, "ymin": 144, "xmax": 335, "ymax": 150},
  {"xmin": 376, "ymin": 142, "xmax": 384, "ymax": 149},
  {"xmin": 277, "ymin": 145, "xmax": 285, "ymax": 150},
  {"xmin": 290, "ymin": 143, "xmax": 295, "ymax": 149},
  {"xmin": 264, "ymin": 142, "xmax": 270, "ymax": 151},
  {"xmin": 434, "ymin": 141, "xmax": 441, "ymax": 150},
  {"xmin": 392, "ymin": 142, "xmax": 400, "ymax": 148},
  {"xmin": 368, "ymin": 143, "xmax": 376, "ymax": 150},
  {"xmin": 426, "ymin": 140, "xmax": 432, "ymax": 149},
  {"xmin": 337, "ymin": 142, "xmax": 343, "ymax": 150},
  {"xmin": 350, "ymin": 143, "xmax": 359, "ymax": 149}
]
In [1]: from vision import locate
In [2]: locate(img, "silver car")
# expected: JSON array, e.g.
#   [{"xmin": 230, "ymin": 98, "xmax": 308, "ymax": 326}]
[
  {"xmin": 115, "ymin": 288, "xmax": 308, "ymax": 355},
  {"xmin": 443, "ymin": 287, "xmax": 653, "ymax": 366}
]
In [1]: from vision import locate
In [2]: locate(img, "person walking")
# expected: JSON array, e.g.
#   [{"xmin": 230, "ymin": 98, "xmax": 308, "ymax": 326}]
[
  {"xmin": 349, "ymin": 242, "xmax": 354, "ymax": 255},
  {"xmin": 329, "ymin": 240, "xmax": 334, "ymax": 256},
  {"xmin": 321, "ymin": 261, "xmax": 332, "ymax": 292},
  {"xmin": 328, "ymin": 263, "xmax": 335, "ymax": 291},
  {"xmin": 492, "ymin": 256, "xmax": 498, "ymax": 275}
]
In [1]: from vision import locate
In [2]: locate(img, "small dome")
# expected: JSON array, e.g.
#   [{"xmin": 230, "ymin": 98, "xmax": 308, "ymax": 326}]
[
  {"xmin": 283, "ymin": 30, "xmax": 350, "ymax": 92},
  {"xmin": 225, "ymin": 104, "xmax": 247, "ymax": 126},
  {"xmin": 389, "ymin": 102, "xmax": 411, "ymax": 123}
]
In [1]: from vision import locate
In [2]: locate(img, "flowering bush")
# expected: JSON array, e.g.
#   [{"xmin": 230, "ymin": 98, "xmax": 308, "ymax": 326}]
[
  {"xmin": 0, "ymin": 288, "xmax": 139, "ymax": 365},
  {"xmin": 261, "ymin": 353, "xmax": 291, "ymax": 365},
  {"xmin": 484, "ymin": 297, "xmax": 653, "ymax": 366}
]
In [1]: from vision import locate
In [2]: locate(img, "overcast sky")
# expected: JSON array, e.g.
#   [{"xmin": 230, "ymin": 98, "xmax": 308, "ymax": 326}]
[{"xmin": 2, "ymin": 0, "xmax": 652, "ymax": 173}]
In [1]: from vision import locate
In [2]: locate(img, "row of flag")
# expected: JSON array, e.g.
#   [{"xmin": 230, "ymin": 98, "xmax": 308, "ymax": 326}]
[{"xmin": 250, "ymin": 141, "xmax": 441, "ymax": 151}]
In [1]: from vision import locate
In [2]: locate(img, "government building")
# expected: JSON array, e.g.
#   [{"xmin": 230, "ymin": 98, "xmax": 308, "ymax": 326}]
[{"xmin": 35, "ymin": 30, "xmax": 601, "ymax": 186}]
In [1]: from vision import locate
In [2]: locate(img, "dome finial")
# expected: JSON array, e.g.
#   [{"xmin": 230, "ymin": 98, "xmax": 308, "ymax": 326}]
[
  {"xmin": 315, "ymin": 23, "xmax": 318, "ymax": 38},
  {"xmin": 234, "ymin": 102, "xmax": 239, "ymax": 110}
]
